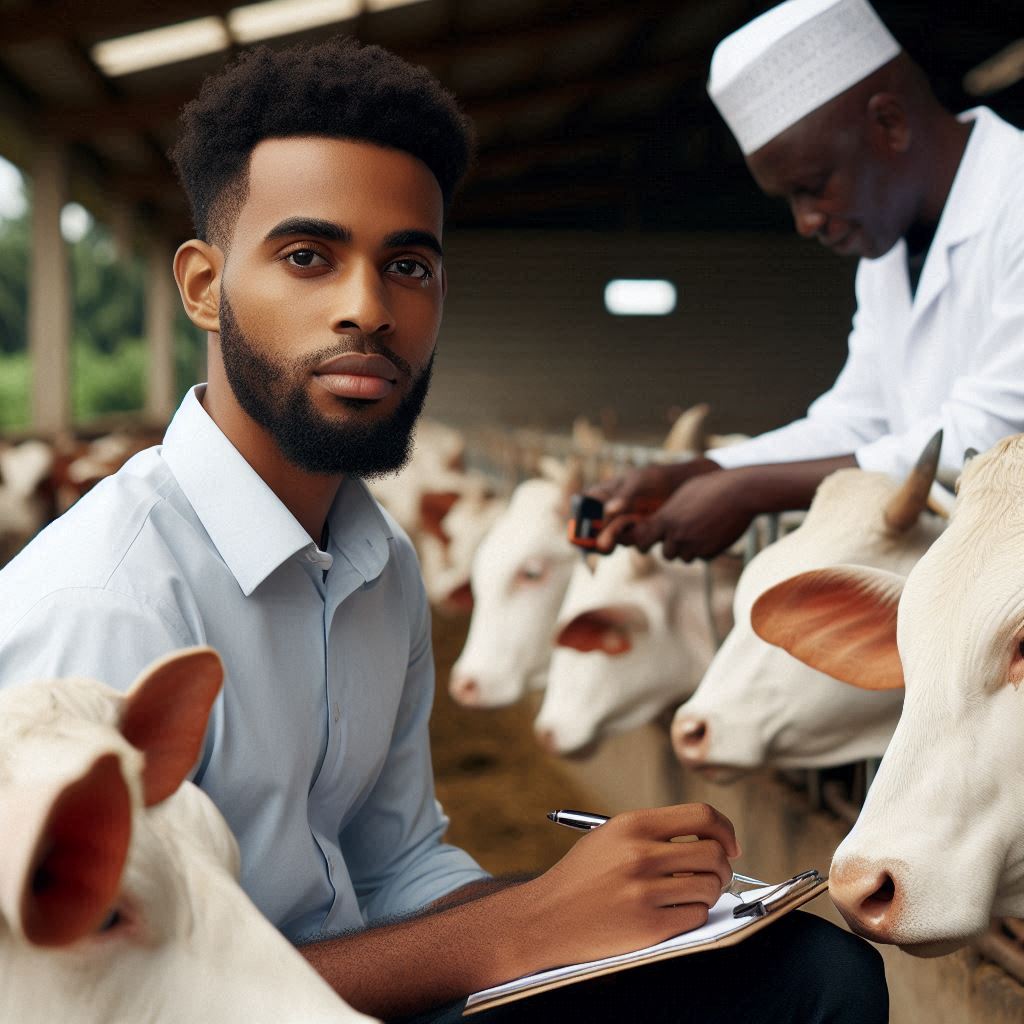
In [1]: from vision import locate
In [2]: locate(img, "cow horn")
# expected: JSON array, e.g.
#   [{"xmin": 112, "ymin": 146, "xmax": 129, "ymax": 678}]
[
  {"xmin": 883, "ymin": 429, "xmax": 943, "ymax": 534},
  {"xmin": 663, "ymin": 403, "xmax": 710, "ymax": 454}
]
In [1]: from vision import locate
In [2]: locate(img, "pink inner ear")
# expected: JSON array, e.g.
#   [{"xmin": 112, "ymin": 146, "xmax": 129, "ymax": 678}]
[
  {"xmin": 752, "ymin": 569, "xmax": 905, "ymax": 691},
  {"xmin": 419, "ymin": 491, "xmax": 460, "ymax": 547},
  {"xmin": 556, "ymin": 611, "xmax": 633, "ymax": 655},
  {"xmin": 22, "ymin": 753, "xmax": 131, "ymax": 947},
  {"xmin": 120, "ymin": 648, "xmax": 223, "ymax": 806}
]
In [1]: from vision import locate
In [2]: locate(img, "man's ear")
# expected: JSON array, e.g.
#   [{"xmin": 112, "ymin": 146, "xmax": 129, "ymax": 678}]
[
  {"xmin": 866, "ymin": 92, "xmax": 911, "ymax": 154},
  {"xmin": 751, "ymin": 565, "xmax": 906, "ymax": 690},
  {"xmin": 173, "ymin": 240, "xmax": 223, "ymax": 333}
]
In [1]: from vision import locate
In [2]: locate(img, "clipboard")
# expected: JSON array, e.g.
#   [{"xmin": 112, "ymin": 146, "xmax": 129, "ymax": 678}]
[{"xmin": 463, "ymin": 870, "xmax": 828, "ymax": 1015}]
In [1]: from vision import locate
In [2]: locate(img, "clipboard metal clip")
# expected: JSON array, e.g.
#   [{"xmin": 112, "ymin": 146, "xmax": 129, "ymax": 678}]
[{"xmin": 732, "ymin": 869, "xmax": 824, "ymax": 919}]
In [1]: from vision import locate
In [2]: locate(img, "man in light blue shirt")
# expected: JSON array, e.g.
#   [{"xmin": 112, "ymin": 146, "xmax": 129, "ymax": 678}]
[
  {"xmin": 0, "ymin": 34, "xmax": 886, "ymax": 1024},
  {"xmin": 0, "ymin": 383, "xmax": 486, "ymax": 941}
]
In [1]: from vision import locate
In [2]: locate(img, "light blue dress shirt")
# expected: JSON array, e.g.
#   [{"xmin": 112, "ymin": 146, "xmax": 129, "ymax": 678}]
[{"xmin": 0, "ymin": 386, "xmax": 487, "ymax": 941}]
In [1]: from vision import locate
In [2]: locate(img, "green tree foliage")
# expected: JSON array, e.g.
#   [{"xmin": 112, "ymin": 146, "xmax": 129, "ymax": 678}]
[
  {"xmin": 0, "ymin": 213, "xmax": 28, "ymax": 355},
  {"xmin": 0, "ymin": 198, "xmax": 204, "ymax": 430}
]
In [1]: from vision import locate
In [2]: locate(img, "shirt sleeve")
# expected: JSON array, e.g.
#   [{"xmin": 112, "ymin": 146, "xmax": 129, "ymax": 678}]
[
  {"xmin": 711, "ymin": 263, "xmax": 890, "ymax": 470},
  {"xmin": 0, "ymin": 586, "xmax": 195, "ymax": 695},
  {"xmin": 340, "ymin": 556, "xmax": 489, "ymax": 925},
  {"xmin": 855, "ymin": 221, "xmax": 1024, "ymax": 483}
]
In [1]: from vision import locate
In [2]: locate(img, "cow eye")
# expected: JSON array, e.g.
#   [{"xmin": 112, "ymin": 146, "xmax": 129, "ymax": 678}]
[
  {"xmin": 97, "ymin": 909, "xmax": 122, "ymax": 932},
  {"xmin": 515, "ymin": 559, "xmax": 547, "ymax": 584}
]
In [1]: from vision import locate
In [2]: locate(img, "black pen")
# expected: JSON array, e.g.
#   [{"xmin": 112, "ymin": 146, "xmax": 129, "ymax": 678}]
[{"xmin": 547, "ymin": 809, "xmax": 610, "ymax": 830}]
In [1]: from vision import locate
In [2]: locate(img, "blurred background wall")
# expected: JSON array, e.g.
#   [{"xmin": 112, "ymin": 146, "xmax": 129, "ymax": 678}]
[{"xmin": 431, "ymin": 230, "xmax": 854, "ymax": 437}]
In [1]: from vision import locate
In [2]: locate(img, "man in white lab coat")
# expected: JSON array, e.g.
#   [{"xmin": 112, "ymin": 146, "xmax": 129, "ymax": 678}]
[{"xmin": 594, "ymin": 0, "xmax": 1024, "ymax": 561}]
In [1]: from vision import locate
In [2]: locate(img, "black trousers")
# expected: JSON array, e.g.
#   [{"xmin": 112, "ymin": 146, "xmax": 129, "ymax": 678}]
[{"xmin": 392, "ymin": 912, "xmax": 888, "ymax": 1024}]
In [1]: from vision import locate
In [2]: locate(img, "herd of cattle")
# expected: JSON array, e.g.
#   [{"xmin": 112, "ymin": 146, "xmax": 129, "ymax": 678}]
[
  {"xmin": 0, "ymin": 411, "xmax": 1021, "ymax": 1018},
  {"xmin": 396, "ymin": 411, "xmax": 1023, "ymax": 959}
]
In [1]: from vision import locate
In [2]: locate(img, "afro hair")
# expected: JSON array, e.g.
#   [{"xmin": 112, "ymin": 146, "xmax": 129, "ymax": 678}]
[{"xmin": 170, "ymin": 36, "xmax": 474, "ymax": 245}]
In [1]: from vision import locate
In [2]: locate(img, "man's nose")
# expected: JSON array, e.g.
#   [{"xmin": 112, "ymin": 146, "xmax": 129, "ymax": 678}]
[
  {"xmin": 332, "ymin": 262, "xmax": 394, "ymax": 335},
  {"xmin": 790, "ymin": 199, "xmax": 826, "ymax": 239}
]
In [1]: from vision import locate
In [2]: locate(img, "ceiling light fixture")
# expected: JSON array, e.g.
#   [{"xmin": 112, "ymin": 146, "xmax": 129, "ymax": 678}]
[
  {"xmin": 604, "ymin": 279, "xmax": 677, "ymax": 317},
  {"xmin": 229, "ymin": 0, "xmax": 360, "ymax": 44},
  {"xmin": 91, "ymin": 17, "xmax": 230, "ymax": 77}
]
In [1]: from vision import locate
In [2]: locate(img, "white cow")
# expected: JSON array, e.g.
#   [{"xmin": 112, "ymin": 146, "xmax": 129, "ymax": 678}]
[
  {"xmin": 0, "ymin": 439, "xmax": 54, "ymax": 560},
  {"xmin": 534, "ymin": 545, "xmax": 737, "ymax": 755},
  {"xmin": 449, "ymin": 406, "xmax": 716, "ymax": 708},
  {"xmin": 672, "ymin": 434, "xmax": 946, "ymax": 775},
  {"xmin": 419, "ymin": 481, "xmax": 508, "ymax": 613},
  {"xmin": 367, "ymin": 418, "xmax": 467, "ymax": 540},
  {"xmin": 0, "ymin": 647, "xmax": 374, "ymax": 1023},
  {"xmin": 751, "ymin": 433, "xmax": 1024, "ymax": 954},
  {"xmin": 449, "ymin": 462, "xmax": 580, "ymax": 705}
]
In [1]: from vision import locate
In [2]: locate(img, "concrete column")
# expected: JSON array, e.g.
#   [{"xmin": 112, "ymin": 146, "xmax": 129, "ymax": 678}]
[
  {"xmin": 107, "ymin": 201, "xmax": 134, "ymax": 263},
  {"xmin": 144, "ymin": 235, "xmax": 176, "ymax": 423},
  {"xmin": 27, "ymin": 136, "xmax": 71, "ymax": 434}
]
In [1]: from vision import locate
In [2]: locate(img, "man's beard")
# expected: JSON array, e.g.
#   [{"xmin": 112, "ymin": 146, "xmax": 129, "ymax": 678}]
[{"xmin": 218, "ymin": 291, "xmax": 434, "ymax": 477}]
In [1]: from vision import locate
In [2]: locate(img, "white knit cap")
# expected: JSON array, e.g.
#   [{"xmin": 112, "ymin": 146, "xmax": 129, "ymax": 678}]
[{"xmin": 708, "ymin": 0, "xmax": 901, "ymax": 155}]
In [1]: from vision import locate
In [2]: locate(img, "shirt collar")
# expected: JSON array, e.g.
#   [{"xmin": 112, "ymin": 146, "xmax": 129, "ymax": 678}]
[
  {"xmin": 932, "ymin": 107, "xmax": 1017, "ymax": 250},
  {"xmin": 161, "ymin": 386, "xmax": 393, "ymax": 596}
]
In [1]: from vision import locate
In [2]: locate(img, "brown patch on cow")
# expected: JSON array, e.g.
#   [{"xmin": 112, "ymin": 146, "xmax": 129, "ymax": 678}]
[
  {"xmin": 445, "ymin": 582, "xmax": 474, "ymax": 613},
  {"xmin": 419, "ymin": 491, "xmax": 460, "ymax": 548}
]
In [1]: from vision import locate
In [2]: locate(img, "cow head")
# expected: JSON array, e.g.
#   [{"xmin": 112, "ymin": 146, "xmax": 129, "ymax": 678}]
[
  {"xmin": 450, "ymin": 475, "xmax": 577, "ymax": 706},
  {"xmin": 533, "ymin": 546, "xmax": 732, "ymax": 755},
  {"xmin": 751, "ymin": 434, "xmax": 1024, "ymax": 952},
  {"xmin": 0, "ymin": 649, "xmax": 372, "ymax": 1022},
  {"xmin": 673, "ymin": 433, "xmax": 945, "ymax": 775}
]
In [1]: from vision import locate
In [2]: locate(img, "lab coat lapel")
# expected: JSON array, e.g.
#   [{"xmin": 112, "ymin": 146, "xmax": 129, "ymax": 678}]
[
  {"xmin": 909, "ymin": 109, "xmax": 995, "ymax": 325},
  {"xmin": 909, "ymin": 237, "xmax": 952, "ymax": 324}
]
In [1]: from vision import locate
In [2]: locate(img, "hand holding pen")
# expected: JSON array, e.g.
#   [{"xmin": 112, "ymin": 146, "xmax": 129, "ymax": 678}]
[
  {"xmin": 547, "ymin": 808, "xmax": 766, "ymax": 896},
  {"xmin": 517, "ymin": 802, "xmax": 740, "ymax": 968}
]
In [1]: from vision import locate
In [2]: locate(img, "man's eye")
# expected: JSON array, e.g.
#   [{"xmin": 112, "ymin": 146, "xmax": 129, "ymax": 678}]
[
  {"xmin": 285, "ymin": 249, "xmax": 327, "ymax": 268},
  {"xmin": 387, "ymin": 258, "xmax": 432, "ymax": 280}
]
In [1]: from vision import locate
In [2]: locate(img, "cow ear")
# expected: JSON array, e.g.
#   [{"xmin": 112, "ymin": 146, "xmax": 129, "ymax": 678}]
[
  {"xmin": 751, "ymin": 566, "xmax": 906, "ymax": 691},
  {"xmin": 555, "ymin": 605, "xmax": 648, "ymax": 655},
  {"xmin": 0, "ymin": 753, "xmax": 132, "ymax": 947},
  {"xmin": 120, "ymin": 647, "xmax": 223, "ymax": 806},
  {"xmin": 418, "ymin": 490, "xmax": 460, "ymax": 545}
]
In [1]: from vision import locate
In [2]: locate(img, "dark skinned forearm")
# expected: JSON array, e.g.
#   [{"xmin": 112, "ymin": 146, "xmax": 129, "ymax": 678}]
[
  {"xmin": 298, "ymin": 878, "xmax": 536, "ymax": 1020},
  {"xmin": 729, "ymin": 455, "xmax": 857, "ymax": 516}
]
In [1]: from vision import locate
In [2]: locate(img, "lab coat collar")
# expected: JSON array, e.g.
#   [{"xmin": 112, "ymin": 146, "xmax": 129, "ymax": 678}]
[{"xmin": 911, "ymin": 107, "xmax": 1015, "ymax": 316}]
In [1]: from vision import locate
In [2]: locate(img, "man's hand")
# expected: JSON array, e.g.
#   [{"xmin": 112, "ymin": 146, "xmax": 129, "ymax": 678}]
[
  {"xmin": 594, "ymin": 456, "xmax": 859, "ymax": 561},
  {"xmin": 615, "ymin": 468, "xmax": 757, "ymax": 561},
  {"xmin": 588, "ymin": 458, "xmax": 721, "ymax": 550},
  {"xmin": 518, "ymin": 803, "xmax": 740, "ymax": 966},
  {"xmin": 301, "ymin": 803, "xmax": 740, "ymax": 1018}
]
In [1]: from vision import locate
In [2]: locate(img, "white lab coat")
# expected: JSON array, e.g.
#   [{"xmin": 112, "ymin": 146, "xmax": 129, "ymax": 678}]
[{"xmin": 713, "ymin": 107, "xmax": 1024, "ymax": 487}]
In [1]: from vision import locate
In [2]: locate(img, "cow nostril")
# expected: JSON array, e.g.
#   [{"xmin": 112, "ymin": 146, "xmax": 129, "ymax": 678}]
[
  {"xmin": 535, "ymin": 728, "xmax": 558, "ymax": 755},
  {"xmin": 679, "ymin": 720, "xmax": 706, "ymax": 743},
  {"xmin": 450, "ymin": 676, "xmax": 479, "ymax": 705},
  {"xmin": 863, "ymin": 873, "xmax": 896, "ymax": 911}
]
